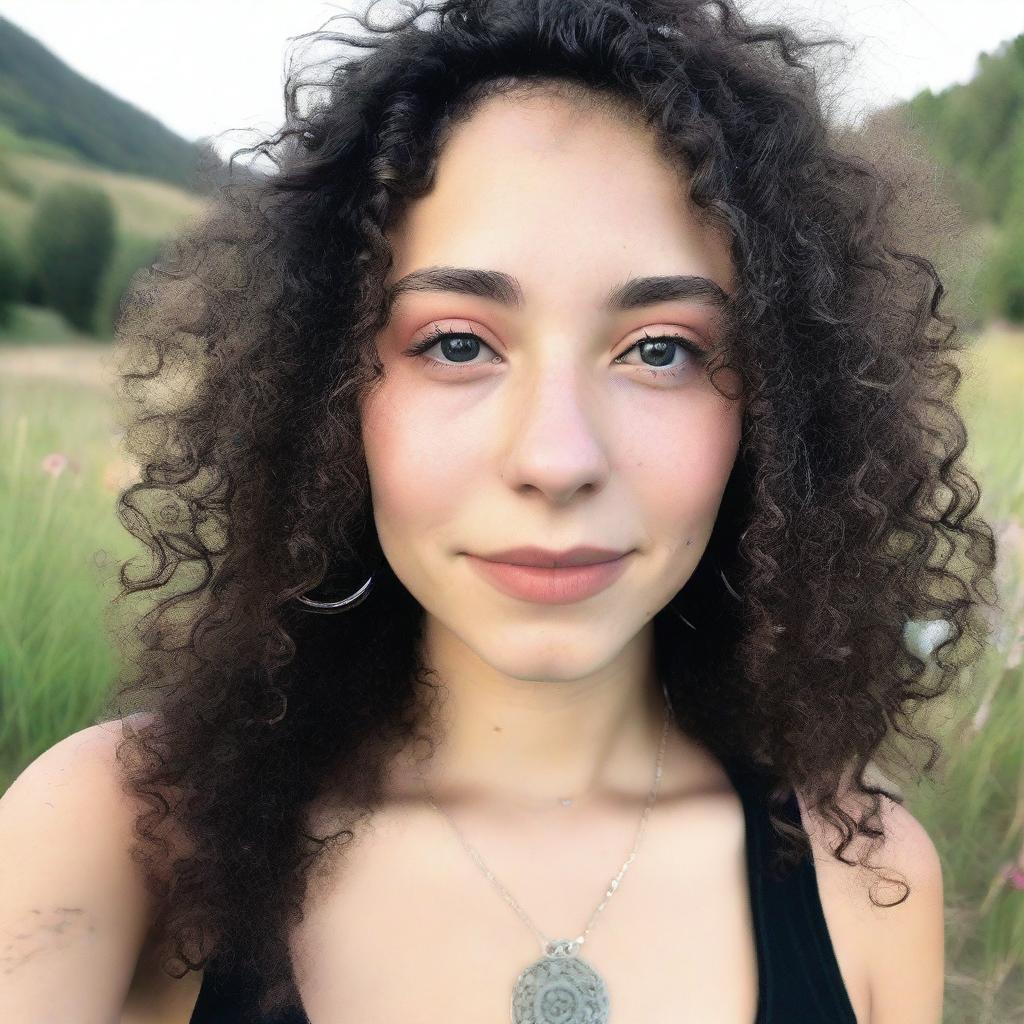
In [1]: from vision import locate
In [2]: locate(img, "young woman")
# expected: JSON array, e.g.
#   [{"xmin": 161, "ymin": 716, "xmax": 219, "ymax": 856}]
[{"xmin": 0, "ymin": 1, "xmax": 997, "ymax": 1022}]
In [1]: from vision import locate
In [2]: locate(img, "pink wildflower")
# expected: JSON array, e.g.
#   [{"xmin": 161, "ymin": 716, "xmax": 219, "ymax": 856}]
[
  {"xmin": 1003, "ymin": 865, "xmax": 1024, "ymax": 891},
  {"xmin": 40, "ymin": 452, "xmax": 68, "ymax": 478}
]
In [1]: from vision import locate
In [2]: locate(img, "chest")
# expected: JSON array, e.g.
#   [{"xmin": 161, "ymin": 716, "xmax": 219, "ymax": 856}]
[
  {"xmin": 283, "ymin": 794, "xmax": 863, "ymax": 1024},
  {"xmin": 126, "ymin": 789, "xmax": 872, "ymax": 1024}
]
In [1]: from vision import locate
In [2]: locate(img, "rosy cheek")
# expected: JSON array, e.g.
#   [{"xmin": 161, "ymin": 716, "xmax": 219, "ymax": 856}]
[
  {"xmin": 631, "ymin": 402, "xmax": 740, "ymax": 529},
  {"xmin": 361, "ymin": 388, "xmax": 470, "ymax": 536}
]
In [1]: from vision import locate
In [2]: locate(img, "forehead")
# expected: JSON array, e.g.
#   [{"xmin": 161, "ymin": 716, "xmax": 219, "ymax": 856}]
[{"xmin": 385, "ymin": 89, "xmax": 736, "ymax": 302}]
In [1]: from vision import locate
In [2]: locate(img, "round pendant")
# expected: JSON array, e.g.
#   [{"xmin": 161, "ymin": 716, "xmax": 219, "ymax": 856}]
[{"xmin": 510, "ymin": 940, "xmax": 610, "ymax": 1023}]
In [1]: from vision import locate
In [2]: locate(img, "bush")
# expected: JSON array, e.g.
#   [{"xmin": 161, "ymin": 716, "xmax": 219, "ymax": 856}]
[
  {"xmin": 25, "ymin": 181, "xmax": 117, "ymax": 334},
  {"xmin": 987, "ymin": 226, "xmax": 1024, "ymax": 323},
  {"xmin": 0, "ymin": 225, "xmax": 26, "ymax": 327},
  {"xmin": 982, "ymin": 175, "xmax": 1024, "ymax": 323}
]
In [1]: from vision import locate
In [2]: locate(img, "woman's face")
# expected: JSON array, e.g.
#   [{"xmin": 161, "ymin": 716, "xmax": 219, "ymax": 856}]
[{"xmin": 360, "ymin": 90, "xmax": 743, "ymax": 682}]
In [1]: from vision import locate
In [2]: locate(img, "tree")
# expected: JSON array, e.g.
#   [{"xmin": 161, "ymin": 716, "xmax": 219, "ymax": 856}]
[
  {"xmin": 984, "ymin": 218, "xmax": 1024, "ymax": 324},
  {"xmin": 0, "ymin": 224, "xmax": 25, "ymax": 327},
  {"xmin": 25, "ymin": 181, "xmax": 117, "ymax": 334}
]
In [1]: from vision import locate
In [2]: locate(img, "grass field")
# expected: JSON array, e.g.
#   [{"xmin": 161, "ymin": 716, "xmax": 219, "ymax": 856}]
[{"xmin": 1, "ymin": 325, "xmax": 1022, "ymax": 1022}]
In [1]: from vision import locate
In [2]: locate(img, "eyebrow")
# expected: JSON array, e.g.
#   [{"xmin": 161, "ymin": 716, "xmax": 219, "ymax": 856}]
[{"xmin": 385, "ymin": 266, "xmax": 731, "ymax": 312}]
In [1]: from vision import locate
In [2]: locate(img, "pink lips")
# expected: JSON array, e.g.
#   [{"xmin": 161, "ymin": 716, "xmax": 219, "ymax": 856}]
[
  {"xmin": 475, "ymin": 544, "xmax": 628, "ymax": 567},
  {"xmin": 464, "ymin": 551, "xmax": 632, "ymax": 604}
]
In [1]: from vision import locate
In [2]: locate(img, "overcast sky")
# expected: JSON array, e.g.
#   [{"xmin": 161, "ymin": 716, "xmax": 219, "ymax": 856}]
[{"xmin": 2, "ymin": 0, "xmax": 1022, "ymax": 162}]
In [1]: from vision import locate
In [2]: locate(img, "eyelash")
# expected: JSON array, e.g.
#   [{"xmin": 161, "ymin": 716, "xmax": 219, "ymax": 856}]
[{"xmin": 403, "ymin": 325, "xmax": 707, "ymax": 379}]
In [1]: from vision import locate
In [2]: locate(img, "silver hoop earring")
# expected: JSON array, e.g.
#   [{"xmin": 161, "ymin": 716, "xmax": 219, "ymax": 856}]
[
  {"xmin": 666, "ymin": 601, "xmax": 697, "ymax": 630},
  {"xmin": 719, "ymin": 567, "xmax": 741, "ymax": 602},
  {"xmin": 665, "ymin": 562, "xmax": 742, "ymax": 629},
  {"xmin": 294, "ymin": 571, "xmax": 375, "ymax": 614}
]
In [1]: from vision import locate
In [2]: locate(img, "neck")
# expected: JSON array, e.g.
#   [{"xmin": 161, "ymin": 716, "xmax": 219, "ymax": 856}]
[{"xmin": 395, "ymin": 613, "xmax": 673, "ymax": 811}]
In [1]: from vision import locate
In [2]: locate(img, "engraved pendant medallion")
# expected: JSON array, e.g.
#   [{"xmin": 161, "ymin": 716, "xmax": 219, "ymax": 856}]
[{"xmin": 510, "ymin": 940, "xmax": 610, "ymax": 1023}]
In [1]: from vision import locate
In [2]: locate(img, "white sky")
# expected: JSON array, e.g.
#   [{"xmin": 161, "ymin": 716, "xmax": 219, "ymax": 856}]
[{"xmin": 2, "ymin": 0, "xmax": 1022, "ymax": 163}]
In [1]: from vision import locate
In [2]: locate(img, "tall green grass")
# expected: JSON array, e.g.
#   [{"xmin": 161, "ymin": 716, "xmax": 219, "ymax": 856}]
[
  {"xmin": 932, "ymin": 328, "xmax": 1024, "ymax": 1022},
  {"xmin": 0, "ymin": 368, "xmax": 141, "ymax": 780}
]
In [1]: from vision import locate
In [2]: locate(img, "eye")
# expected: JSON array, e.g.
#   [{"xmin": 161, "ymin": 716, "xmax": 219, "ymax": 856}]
[
  {"xmin": 614, "ymin": 331, "xmax": 708, "ymax": 378},
  {"xmin": 403, "ymin": 324, "xmax": 708, "ymax": 379},
  {"xmin": 404, "ymin": 324, "xmax": 500, "ymax": 372}
]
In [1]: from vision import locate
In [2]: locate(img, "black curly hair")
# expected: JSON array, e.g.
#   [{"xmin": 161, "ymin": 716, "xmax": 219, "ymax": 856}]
[{"xmin": 103, "ymin": 0, "xmax": 998, "ymax": 1016}]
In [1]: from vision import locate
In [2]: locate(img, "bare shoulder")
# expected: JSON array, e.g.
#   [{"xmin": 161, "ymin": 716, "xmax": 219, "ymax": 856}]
[
  {"xmin": 0, "ymin": 713, "xmax": 164, "ymax": 1021},
  {"xmin": 2, "ymin": 712, "xmax": 152, "ymax": 822},
  {"xmin": 1, "ymin": 711, "xmax": 165, "ymax": 890},
  {"xmin": 6, "ymin": 712, "xmax": 161, "ymax": 828},
  {"xmin": 795, "ymin": 781, "xmax": 945, "ymax": 1024}
]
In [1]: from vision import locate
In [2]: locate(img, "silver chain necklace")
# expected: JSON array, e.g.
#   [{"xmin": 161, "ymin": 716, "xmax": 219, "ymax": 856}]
[{"xmin": 413, "ymin": 688, "xmax": 674, "ymax": 1024}]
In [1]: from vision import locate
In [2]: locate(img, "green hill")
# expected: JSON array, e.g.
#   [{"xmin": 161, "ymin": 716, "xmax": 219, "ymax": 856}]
[
  {"xmin": 0, "ymin": 128, "xmax": 207, "ymax": 244},
  {"xmin": 900, "ymin": 33, "xmax": 1024, "ymax": 226},
  {"xmin": 0, "ymin": 14, "xmax": 204, "ymax": 191},
  {"xmin": 0, "ymin": 136, "xmax": 209, "ymax": 342},
  {"xmin": 0, "ymin": 17, "xmax": 241, "ymax": 341}
]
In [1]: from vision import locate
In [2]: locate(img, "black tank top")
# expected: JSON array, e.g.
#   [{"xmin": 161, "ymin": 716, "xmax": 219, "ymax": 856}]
[{"xmin": 189, "ymin": 754, "xmax": 859, "ymax": 1023}]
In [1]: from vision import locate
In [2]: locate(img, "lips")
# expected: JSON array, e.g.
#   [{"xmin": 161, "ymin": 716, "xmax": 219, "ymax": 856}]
[
  {"xmin": 463, "ymin": 550, "xmax": 633, "ymax": 604},
  {"xmin": 472, "ymin": 545, "xmax": 630, "ymax": 568}
]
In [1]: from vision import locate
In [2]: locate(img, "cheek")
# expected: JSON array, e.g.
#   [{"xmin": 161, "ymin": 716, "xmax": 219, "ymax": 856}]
[
  {"xmin": 359, "ymin": 379, "xmax": 477, "ymax": 544},
  {"xmin": 627, "ymin": 390, "xmax": 742, "ymax": 533}
]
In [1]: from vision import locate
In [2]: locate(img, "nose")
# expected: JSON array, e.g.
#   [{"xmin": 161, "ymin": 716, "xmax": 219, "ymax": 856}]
[{"xmin": 498, "ymin": 360, "xmax": 611, "ymax": 504}]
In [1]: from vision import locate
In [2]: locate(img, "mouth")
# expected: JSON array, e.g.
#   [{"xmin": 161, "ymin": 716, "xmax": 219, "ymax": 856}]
[
  {"xmin": 463, "ymin": 550, "xmax": 633, "ymax": 604},
  {"xmin": 470, "ymin": 545, "xmax": 631, "ymax": 568}
]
